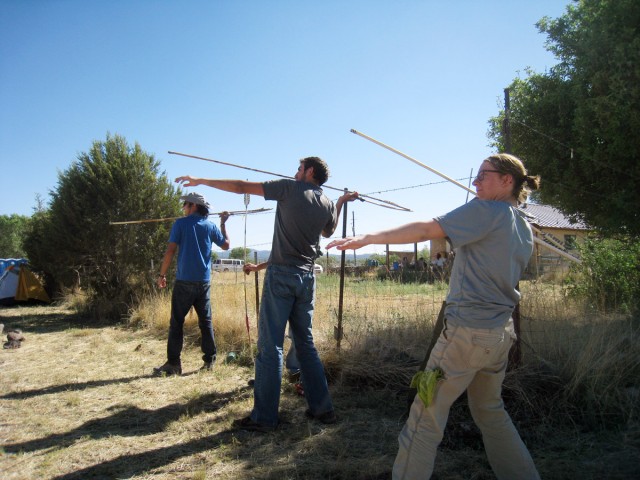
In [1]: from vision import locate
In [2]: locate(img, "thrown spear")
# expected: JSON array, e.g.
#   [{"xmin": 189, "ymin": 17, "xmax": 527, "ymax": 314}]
[
  {"xmin": 109, "ymin": 208, "xmax": 272, "ymax": 225},
  {"xmin": 350, "ymin": 128, "xmax": 581, "ymax": 264},
  {"xmin": 168, "ymin": 150, "xmax": 412, "ymax": 212}
]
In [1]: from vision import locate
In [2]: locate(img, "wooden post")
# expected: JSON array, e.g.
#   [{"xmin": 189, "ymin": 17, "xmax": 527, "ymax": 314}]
[
  {"xmin": 253, "ymin": 251, "xmax": 260, "ymax": 316},
  {"xmin": 336, "ymin": 188, "xmax": 348, "ymax": 351}
]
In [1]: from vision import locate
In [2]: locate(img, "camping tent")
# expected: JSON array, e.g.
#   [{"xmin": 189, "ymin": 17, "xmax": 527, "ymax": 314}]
[{"xmin": 0, "ymin": 259, "xmax": 50, "ymax": 305}]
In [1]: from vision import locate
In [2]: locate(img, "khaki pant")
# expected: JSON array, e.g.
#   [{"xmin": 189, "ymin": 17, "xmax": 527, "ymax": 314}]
[{"xmin": 393, "ymin": 319, "xmax": 540, "ymax": 480}]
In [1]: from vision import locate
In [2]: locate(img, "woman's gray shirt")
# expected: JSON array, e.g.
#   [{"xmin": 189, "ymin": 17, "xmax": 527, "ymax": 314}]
[{"xmin": 436, "ymin": 198, "xmax": 533, "ymax": 329}]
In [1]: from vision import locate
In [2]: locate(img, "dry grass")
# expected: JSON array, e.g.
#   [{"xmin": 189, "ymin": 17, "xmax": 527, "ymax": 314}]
[{"xmin": 1, "ymin": 274, "xmax": 639, "ymax": 479}]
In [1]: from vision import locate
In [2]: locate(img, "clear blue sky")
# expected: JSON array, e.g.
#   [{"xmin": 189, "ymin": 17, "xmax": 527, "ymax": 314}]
[{"xmin": 0, "ymin": 0, "xmax": 571, "ymax": 255}]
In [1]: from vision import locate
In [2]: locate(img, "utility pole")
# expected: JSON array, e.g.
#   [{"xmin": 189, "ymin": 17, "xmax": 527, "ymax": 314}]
[
  {"xmin": 465, "ymin": 168, "xmax": 474, "ymax": 203},
  {"xmin": 352, "ymin": 211, "xmax": 356, "ymax": 266},
  {"xmin": 504, "ymin": 86, "xmax": 521, "ymax": 367},
  {"xmin": 504, "ymin": 88, "xmax": 512, "ymax": 153}
]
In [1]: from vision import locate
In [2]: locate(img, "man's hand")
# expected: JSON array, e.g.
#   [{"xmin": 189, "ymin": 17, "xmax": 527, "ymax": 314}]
[
  {"xmin": 157, "ymin": 275, "xmax": 167, "ymax": 289},
  {"xmin": 341, "ymin": 191, "xmax": 360, "ymax": 203},
  {"xmin": 326, "ymin": 235, "xmax": 368, "ymax": 251},
  {"xmin": 219, "ymin": 211, "xmax": 230, "ymax": 224},
  {"xmin": 175, "ymin": 175, "xmax": 201, "ymax": 187},
  {"xmin": 243, "ymin": 263, "xmax": 259, "ymax": 275},
  {"xmin": 243, "ymin": 262, "xmax": 266, "ymax": 275}
]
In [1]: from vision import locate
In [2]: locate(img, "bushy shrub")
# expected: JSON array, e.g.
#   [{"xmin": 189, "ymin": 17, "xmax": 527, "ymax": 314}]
[
  {"xmin": 565, "ymin": 238, "xmax": 640, "ymax": 313},
  {"xmin": 23, "ymin": 134, "xmax": 182, "ymax": 319}
]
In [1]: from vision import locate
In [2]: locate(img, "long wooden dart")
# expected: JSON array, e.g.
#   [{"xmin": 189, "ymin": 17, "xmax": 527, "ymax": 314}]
[
  {"xmin": 350, "ymin": 129, "xmax": 580, "ymax": 264},
  {"xmin": 168, "ymin": 150, "xmax": 412, "ymax": 212},
  {"xmin": 109, "ymin": 208, "xmax": 272, "ymax": 225}
]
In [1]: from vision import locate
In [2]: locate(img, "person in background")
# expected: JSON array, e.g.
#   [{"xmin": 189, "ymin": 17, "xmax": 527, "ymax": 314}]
[
  {"xmin": 328, "ymin": 153, "xmax": 541, "ymax": 480},
  {"xmin": 154, "ymin": 193, "xmax": 230, "ymax": 376},
  {"xmin": 175, "ymin": 156, "xmax": 358, "ymax": 432},
  {"xmin": 432, "ymin": 253, "xmax": 445, "ymax": 281}
]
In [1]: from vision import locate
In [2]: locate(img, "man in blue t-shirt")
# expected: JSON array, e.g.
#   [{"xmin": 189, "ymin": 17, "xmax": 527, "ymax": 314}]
[{"xmin": 153, "ymin": 192, "xmax": 230, "ymax": 376}]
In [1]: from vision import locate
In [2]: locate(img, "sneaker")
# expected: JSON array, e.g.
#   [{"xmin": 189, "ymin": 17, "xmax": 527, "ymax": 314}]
[
  {"xmin": 153, "ymin": 362, "xmax": 182, "ymax": 376},
  {"xmin": 200, "ymin": 362, "xmax": 213, "ymax": 371},
  {"xmin": 305, "ymin": 408, "xmax": 337, "ymax": 424},
  {"xmin": 233, "ymin": 416, "xmax": 277, "ymax": 433}
]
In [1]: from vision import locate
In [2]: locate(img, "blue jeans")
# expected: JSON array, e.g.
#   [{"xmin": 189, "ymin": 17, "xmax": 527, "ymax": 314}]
[
  {"xmin": 167, "ymin": 280, "xmax": 216, "ymax": 365},
  {"xmin": 250, "ymin": 265, "xmax": 333, "ymax": 427},
  {"xmin": 285, "ymin": 325, "xmax": 301, "ymax": 375}
]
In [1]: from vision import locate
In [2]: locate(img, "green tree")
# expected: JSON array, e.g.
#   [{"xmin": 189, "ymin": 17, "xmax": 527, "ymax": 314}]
[
  {"xmin": 0, "ymin": 214, "xmax": 30, "ymax": 258},
  {"xmin": 565, "ymin": 237, "xmax": 640, "ymax": 313},
  {"xmin": 368, "ymin": 253, "xmax": 386, "ymax": 265},
  {"xmin": 229, "ymin": 247, "xmax": 252, "ymax": 260},
  {"xmin": 23, "ymin": 134, "xmax": 182, "ymax": 318},
  {"xmin": 488, "ymin": 0, "xmax": 640, "ymax": 237}
]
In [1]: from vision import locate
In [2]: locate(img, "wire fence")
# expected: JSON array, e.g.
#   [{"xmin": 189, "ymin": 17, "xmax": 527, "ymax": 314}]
[{"xmin": 217, "ymin": 255, "xmax": 598, "ymax": 369}]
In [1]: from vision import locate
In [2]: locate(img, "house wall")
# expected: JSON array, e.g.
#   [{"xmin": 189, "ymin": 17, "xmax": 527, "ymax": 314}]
[
  {"xmin": 535, "ymin": 227, "xmax": 589, "ymax": 253},
  {"xmin": 529, "ymin": 227, "xmax": 590, "ymax": 279},
  {"xmin": 429, "ymin": 238, "xmax": 451, "ymax": 261}
]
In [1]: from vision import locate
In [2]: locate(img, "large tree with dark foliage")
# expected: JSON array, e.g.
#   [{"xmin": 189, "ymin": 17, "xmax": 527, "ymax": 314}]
[
  {"xmin": 23, "ymin": 134, "xmax": 182, "ymax": 318},
  {"xmin": 0, "ymin": 214, "xmax": 29, "ymax": 258},
  {"xmin": 488, "ymin": 0, "xmax": 640, "ymax": 237}
]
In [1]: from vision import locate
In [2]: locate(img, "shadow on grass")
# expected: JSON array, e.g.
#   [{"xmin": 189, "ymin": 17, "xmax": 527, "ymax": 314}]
[
  {"xmin": 0, "ymin": 307, "xmax": 110, "ymax": 334},
  {"xmin": 45, "ymin": 403, "xmax": 373, "ymax": 480},
  {"xmin": 3, "ymin": 386, "xmax": 252, "ymax": 455},
  {"xmin": 0, "ymin": 374, "xmax": 151, "ymax": 400},
  {"xmin": 51, "ymin": 429, "xmax": 240, "ymax": 480}
]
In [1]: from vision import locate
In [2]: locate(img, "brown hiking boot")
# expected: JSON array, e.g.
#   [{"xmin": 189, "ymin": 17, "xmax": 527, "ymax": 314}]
[{"xmin": 153, "ymin": 362, "xmax": 182, "ymax": 376}]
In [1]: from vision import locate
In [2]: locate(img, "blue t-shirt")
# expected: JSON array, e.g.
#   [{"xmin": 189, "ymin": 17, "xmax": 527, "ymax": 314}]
[
  {"xmin": 169, "ymin": 214, "xmax": 226, "ymax": 282},
  {"xmin": 262, "ymin": 179, "xmax": 337, "ymax": 270},
  {"xmin": 436, "ymin": 198, "xmax": 533, "ymax": 329}
]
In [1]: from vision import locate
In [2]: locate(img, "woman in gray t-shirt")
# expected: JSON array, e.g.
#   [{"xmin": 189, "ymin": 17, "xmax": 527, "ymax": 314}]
[{"xmin": 328, "ymin": 153, "xmax": 541, "ymax": 480}]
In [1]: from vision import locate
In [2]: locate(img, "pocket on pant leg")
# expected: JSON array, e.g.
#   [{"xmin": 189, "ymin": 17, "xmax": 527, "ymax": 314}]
[{"xmin": 468, "ymin": 331, "xmax": 505, "ymax": 369}]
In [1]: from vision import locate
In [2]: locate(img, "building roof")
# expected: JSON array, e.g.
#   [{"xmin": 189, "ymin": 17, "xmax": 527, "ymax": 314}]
[{"xmin": 519, "ymin": 203, "xmax": 590, "ymax": 230}]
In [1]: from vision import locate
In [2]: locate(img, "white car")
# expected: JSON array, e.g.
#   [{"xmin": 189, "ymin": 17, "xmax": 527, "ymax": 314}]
[
  {"xmin": 211, "ymin": 258, "xmax": 244, "ymax": 272},
  {"xmin": 313, "ymin": 264, "xmax": 323, "ymax": 274}
]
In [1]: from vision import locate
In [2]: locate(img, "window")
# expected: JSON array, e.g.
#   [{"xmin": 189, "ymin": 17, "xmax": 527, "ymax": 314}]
[{"xmin": 564, "ymin": 235, "xmax": 577, "ymax": 250}]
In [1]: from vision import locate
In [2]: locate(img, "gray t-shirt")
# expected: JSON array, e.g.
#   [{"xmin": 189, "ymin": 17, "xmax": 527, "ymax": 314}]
[
  {"xmin": 436, "ymin": 198, "xmax": 533, "ymax": 329},
  {"xmin": 263, "ymin": 179, "xmax": 337, "ymax": 270}
]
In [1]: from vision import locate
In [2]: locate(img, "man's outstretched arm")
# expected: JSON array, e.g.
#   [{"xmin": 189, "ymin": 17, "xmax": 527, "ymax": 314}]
[{"xmin": 176, "ymin": 176, "xmax": 264, "ymax": 197}]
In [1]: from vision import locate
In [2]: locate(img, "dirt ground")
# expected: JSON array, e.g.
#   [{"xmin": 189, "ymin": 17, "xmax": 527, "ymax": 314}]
[{"xmin": 1, "ymin": 304, "xmax": 638, "ymax": 479}]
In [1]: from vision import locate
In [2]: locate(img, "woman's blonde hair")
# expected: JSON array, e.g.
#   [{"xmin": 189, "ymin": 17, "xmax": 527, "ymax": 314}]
[{"xmin": 485, "ymin": 153, "xmax": 541, "ymax": 204}]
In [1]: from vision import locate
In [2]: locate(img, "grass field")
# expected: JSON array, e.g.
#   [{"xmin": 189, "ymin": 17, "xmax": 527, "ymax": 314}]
[{"xmin": 1, "ymin": 273, "xmax": 639, "ymax": 479}]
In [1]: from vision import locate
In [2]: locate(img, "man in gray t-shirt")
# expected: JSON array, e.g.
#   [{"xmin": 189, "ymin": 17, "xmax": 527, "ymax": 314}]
[
  {"xmin": 263, "ymin": 177, "xmax": 337, "ymax": 269},
  {"xmin": 176, "ymin": 157, "xmax": 358, "ymax": 432}
]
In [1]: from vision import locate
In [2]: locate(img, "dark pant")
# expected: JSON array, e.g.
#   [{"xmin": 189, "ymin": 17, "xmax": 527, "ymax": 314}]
[{"xmin": 167, "ymin": 281, "xmax": 216, "ymax": 364}]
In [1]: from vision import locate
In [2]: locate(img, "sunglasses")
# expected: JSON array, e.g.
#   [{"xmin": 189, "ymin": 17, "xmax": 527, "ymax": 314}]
[{"xmin": 474, "ymin": 169, "xmax": 502, "ymax": 182}]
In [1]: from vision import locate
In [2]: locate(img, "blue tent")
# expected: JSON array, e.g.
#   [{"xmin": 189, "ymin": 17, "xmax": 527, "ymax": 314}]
[{"xmin": 0, "ymin": 259, "xmax": 50, "ymax": 305}]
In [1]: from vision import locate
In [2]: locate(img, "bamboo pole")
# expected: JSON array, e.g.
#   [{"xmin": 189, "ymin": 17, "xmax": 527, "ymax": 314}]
[
  {"xmin": 109, "ymin": 208, "xmax": 272, "ymax": 225},
  {"xmin": 350, "ymin": 129, "xmax": 581, "ymax": 264},
  {"xmin": 168, "ymin": 150, "xmax": 412, "ymax": 212}
]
